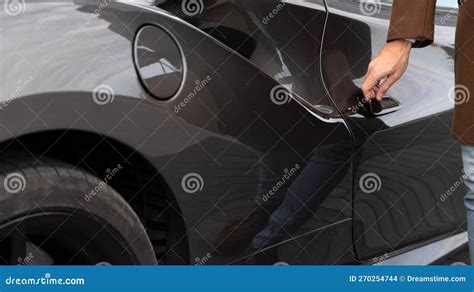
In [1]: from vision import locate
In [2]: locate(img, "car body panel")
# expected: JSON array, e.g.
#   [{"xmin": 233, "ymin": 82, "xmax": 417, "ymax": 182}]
[
  {"xmin": 0, "ymin": 0, "xmax": 357, "ymax": 264},
  {"xmin": 322, "ymin": 0, "xmax": 465, "ymax": 260},
  {"xmin": 0, "ymin": 0, "xmax": 466, "ymax": 265}
]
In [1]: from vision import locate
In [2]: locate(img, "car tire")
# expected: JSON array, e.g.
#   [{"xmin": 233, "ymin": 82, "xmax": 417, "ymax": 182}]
[{"xmin": 0, "ymin": 152, "xmax": 157, "ymax": 265}]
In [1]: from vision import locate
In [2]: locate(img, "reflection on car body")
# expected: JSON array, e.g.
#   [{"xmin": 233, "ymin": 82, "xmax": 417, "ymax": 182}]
[{"xmin": 0, "ymin": 0, "xmax": 467, "ymax": 265}]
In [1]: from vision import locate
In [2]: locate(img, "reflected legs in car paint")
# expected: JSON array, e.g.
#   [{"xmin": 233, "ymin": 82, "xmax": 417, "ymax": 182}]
[
  {"xmin": 461, "ymin": 144, "xmax": 474, "ymax": 264},
  {"xmin": 214, "ymin": 150, "xmax": 302, "ymax": 255},
  {"xmin": 256, "ymin": 156, "xmax": 296, "ymax": 212},
  {"xmin": 252, "ymin": 144, "xmax": 352, "ymax": 249}
]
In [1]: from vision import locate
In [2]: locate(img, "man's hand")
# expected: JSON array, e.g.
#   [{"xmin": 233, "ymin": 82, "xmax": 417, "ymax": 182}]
[{"xmin": 362, "ymin": 39, "xmax": 413, "ymax": 101}]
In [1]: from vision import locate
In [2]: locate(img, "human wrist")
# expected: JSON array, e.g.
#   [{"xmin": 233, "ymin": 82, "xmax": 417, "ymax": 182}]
[{"xmin": 391, "ymin": 39, "xmax": 413, "ymax": 51}]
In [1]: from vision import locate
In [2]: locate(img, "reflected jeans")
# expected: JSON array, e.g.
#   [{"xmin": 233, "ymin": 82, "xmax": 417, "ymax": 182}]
[
  {"xmin": 252, "ymin": 144, "xmax": 351, "ymax": 248},
  {"xmin": 462, "ymin": 144, "xmax": 474, "ymax": 264}
]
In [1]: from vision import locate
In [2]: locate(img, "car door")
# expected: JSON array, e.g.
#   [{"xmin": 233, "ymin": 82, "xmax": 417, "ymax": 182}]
[
  {"xmin": 189, "ymin": 0, "xmax": 357, "ymax": 264},
  {"xmin": 134, "ymin": 0, "xmax": 356, "ymax": 264},
  {"xmin": 321, "ymin": 0, "xmax": 466, "ymax": 261}
]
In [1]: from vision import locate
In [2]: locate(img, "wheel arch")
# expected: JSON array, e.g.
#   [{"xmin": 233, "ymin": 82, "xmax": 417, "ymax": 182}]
[{"xmin": 0, "ymin": 129, "xmax": 190, "ymax": 264}]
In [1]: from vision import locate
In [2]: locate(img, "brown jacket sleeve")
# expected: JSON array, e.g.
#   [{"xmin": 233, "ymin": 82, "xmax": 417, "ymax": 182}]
[{"xmin": 387, "ymin": 0, "xmax": 437, "ymax": 48}]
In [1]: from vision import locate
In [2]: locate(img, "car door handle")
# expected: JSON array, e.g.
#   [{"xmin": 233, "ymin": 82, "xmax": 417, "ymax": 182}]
[
  {"xmin": 355, "ymin": 95, "xmax": 401, "ymax": 118},
  {"xmin": 370, "ymin": 96, "xmax": 402, "ymax": 116}
]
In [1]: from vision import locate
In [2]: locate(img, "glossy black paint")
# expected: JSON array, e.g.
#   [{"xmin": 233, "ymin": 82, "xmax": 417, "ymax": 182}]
[
  {"xmin": 0, "ymin": 0, "xmax": 465, "ymax": 265},
  {"xmin": 322, "ymin": 0, "xmax": 465, "ymax": 261}
]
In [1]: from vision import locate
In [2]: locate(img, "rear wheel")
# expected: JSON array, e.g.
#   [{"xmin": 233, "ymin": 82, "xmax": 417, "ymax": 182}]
[{"xmin": 0, "ymin": 153, "xmax": 157, "ymax": 265}]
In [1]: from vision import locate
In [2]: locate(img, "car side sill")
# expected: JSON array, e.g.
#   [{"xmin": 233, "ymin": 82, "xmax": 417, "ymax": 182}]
[{"xmin": 373, "ymin": 232, "xmax": 468, "ymax": 265}]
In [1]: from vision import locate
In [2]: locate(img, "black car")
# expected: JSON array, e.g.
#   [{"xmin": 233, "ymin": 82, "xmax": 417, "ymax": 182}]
[{"xmin": 0, "ymin": 0, "xmax": 468, "ymax": 265}]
